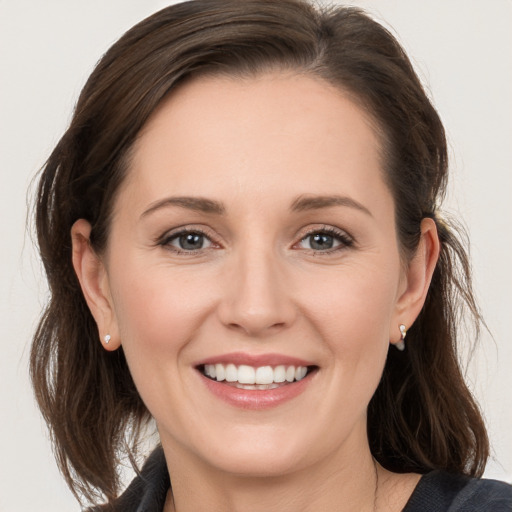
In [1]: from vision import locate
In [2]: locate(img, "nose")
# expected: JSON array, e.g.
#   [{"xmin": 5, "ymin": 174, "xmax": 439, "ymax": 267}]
[{"xmin": 217, "ymin": 248, "xmax": 297, "ymax": 337}]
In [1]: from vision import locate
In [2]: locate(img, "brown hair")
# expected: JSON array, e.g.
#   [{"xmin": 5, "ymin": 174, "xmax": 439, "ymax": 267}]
[{"xmin": 30, "ymin": 0, "xmax": 489, "ymax": 506}]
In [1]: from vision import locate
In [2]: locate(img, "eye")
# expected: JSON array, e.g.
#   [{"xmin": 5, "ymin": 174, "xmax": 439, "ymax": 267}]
[
  {"xmin": 296, "ymin": 227, "xmax": 353, "ymax": 252},
  {"xmin": 161, "ymin": 229, "xmax": 214, "ymax": 252}
]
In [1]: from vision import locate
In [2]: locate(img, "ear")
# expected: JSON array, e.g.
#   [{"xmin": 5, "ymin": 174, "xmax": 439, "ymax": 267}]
[
  {"xmin": 390, "ymin": 217, "xmax": 440, "ymax": 346},
  {"xmin": 71, "ymin": 219, "xmax": 121, "ymax": 351}
]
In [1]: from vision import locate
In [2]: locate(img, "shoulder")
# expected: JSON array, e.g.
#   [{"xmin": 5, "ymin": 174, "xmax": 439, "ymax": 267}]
[
  {"xmin": 454, "ymin": 476, "xmax": 512, "ymax": 511},
  {"xmin": 89, "ymin": 446, "xmax": 170, "ymax": 512},
  {"xmin": 403, "ymin": 470, "xmax": 512, "ymax": 512}
]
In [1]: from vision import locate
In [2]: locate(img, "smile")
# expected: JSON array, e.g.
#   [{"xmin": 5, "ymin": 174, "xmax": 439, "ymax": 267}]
[
  {"xmin": 195, "ymin": 355, "xmax": 318, "ymax": 409},
  {"xmin": 201, "ymin": 363, "xmax": 310, "ymax": 389}
]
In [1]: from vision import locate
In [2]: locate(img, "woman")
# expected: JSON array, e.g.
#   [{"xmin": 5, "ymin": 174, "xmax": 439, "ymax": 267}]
[{"xmin": 30, "ymin": 1, "xmax": 512, "ymax": 510}]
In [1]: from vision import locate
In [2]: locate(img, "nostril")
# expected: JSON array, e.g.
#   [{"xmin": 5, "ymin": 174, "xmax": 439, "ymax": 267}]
[{"xmin": 225, "ymin": 320, "xmax": 288, "ymax": 336}]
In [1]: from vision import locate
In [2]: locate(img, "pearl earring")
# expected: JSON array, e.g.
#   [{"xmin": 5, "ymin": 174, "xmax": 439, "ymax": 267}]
[
  {"xmin": 395, "ymin": 324, "xmax": 406, "ymax": 351},
  {"xmin": 104, "ymin": 334, "xmax": 111, "ymax": 345}
]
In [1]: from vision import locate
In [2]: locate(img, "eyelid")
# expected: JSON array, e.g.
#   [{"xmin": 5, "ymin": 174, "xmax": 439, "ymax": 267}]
[
  {"xmin": 156, "ymin": 225, "xmax": 221, "ymax": 252},
  {"xmin": 293, "ymin": 225, "xmax": 355, "ymax": 252},
  {"xmin": 155, "ymin": 223, "xmax": 354, "ymax": 255}
]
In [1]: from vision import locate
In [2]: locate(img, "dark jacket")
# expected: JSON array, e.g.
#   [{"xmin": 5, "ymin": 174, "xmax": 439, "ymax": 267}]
[{"xmin": 98, "ymin": 447, "xmax": 512, "ymax": 511}]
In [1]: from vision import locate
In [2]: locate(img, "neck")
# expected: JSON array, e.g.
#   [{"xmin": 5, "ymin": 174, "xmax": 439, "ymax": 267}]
[{"xmin": 162, "ymin": 438, "xmax": 379, "ymax": 512}]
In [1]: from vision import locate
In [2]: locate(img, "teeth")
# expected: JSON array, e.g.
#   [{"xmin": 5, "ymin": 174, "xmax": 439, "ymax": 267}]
[
  {"xmin": 238, "ymin": 365, "xmax": 255, "ymax": 384},
  {"xmin": 255, "ymin": 366, "xmax": 274, "ymax": 385},
  {"xmin": 295, "ymin": 366, "xmax": 307, "ymax": 380},
  {"xmin": 274, "ymin": 365, "xmax": 286, "ymax": 383},
  {"xmin": 215, "ymin": 363, "xmax": 225, "ymax": 381},
  {"xmin": 202, "ymin": 363, "xmax": 310, "ymax": 385},
  {"xmin": 225, "ymin": 363, "xmax": 237, "ymax": 382}
]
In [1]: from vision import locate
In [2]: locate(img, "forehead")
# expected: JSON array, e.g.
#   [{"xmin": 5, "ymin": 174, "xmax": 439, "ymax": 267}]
[{"xmin": 119, "ymin": 72, "xmax": 388, "ymax": 213}]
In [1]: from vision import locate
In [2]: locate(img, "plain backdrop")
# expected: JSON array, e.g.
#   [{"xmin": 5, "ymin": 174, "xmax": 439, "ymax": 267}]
[{"xmin": 1, "ymin": 1, "xmax": 511, "ymax": 510}]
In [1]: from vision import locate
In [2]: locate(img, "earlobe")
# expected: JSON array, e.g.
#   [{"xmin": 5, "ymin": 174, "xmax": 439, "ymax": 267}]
[
  {"xmin": 71, "ymin": 219, "xmax": 121, "ymax": 351},
  {"xmin": 391, "ymin": 218, "xmax": 440, "ymax": 345}
]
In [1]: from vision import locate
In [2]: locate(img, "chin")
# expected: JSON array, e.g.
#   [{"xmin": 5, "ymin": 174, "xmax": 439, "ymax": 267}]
[
  {"xmin": 207, "ymin": 449, "xmax": 306, "ymax": 479},
  {"xmin": 190, "ymin": 424, "xmax": 322, "ymax": 478}
]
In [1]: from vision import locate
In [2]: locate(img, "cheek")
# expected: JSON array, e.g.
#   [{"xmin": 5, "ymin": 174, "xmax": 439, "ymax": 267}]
[
  {"xmin": 296, "ymin": 260, "xmax": 400, "ymax": 413},
  {"xmin": 301, "ymin": 263, "xmax": 399, "ymax": 349},
  {"xmin": 106, "ymin": 265, "xmax": 220, "ymax": 431},
  {"xmin": 109, "ymin": 265, "xmax": 215, "ymax": 371}
]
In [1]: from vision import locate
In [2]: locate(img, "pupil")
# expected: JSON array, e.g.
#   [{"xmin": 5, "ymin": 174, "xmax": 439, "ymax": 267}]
[
  {"xmin": 311, "ymin": 233, "xmax": 333, "ymax": 250},
  {"xmin": 179, "ymin": 233, "xmax": 203, "ymax": 250}
]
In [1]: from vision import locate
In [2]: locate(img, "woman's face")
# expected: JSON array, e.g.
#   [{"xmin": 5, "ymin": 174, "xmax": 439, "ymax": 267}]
[{"xmin": 91, "ymin": 73, "xmax": 415, "ymax": 476}]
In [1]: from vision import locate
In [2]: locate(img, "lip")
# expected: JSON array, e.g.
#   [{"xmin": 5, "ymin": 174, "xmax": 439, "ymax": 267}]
[
  {"xmin": 194, "ymin": 352, "xmax": 317, "ymax": 410},
  {"xmin": 199, "ymin": 372, "xmax": 315, "ymax": 410},
  {"xmin": 194, "ymin": 352, "xmax": 315, "ymax": 368}
]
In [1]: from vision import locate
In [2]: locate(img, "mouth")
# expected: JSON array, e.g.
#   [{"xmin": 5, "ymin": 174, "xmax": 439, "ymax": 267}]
[
  {"xmin": 194, "ymin": 353, "xmax": 319, "ymax": 409},
  {"xmin": 197, "ymin": 363, "xmax": 318, "ymax": 390}
]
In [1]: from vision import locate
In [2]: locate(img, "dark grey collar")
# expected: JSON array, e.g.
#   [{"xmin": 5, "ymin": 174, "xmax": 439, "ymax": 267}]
[{"xmin": 112, "ymin": 446, "xmax": 169, "ymax": 512}]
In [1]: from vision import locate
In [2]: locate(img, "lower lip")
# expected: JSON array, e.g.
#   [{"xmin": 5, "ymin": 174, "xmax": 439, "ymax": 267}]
[{"xmin": 199, "ymin": 372, "xmax": 313, "ymax": 410}]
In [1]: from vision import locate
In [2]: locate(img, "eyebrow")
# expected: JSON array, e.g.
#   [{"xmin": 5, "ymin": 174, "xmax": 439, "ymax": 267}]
[
  {"xmin": 290, "ymin": 194, "xmax": 372, "ymax": 216},
  {"xmin": 141, "ymin": 196, "xmax": 226, "ymax": 217},
  {"xmin": 141, "ymin": 193, "xmax": 372, "ymax": 218}
]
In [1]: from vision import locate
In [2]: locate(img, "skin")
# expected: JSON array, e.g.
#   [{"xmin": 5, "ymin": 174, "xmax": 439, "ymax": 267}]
[{"xmin": 72, "ymin": 73, "xmax": 439, "ymax": 511}]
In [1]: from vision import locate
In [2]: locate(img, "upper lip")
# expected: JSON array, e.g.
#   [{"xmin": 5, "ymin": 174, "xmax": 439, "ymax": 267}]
[{"xmin": 194, "ymin": 352, "xmax": 316, "ymax": 368}]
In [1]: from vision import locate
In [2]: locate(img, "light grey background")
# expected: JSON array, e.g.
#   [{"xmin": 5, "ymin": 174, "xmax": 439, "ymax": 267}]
[{"xmin": 1, "ymin": 1, "xmax": 510, "ymax": 510}]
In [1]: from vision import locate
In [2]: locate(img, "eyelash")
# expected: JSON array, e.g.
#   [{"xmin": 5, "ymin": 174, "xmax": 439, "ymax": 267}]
[
  {"xmin": 157, "ymin": 227, "xmax": 216, "ymax": 255},
  {"xmin": 157, "ymin": 225, "xmax": 354, "ymax": 255},
  {"xmin": 296, "ymin": 226, "xmax": 354, "ymax": 255}
]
